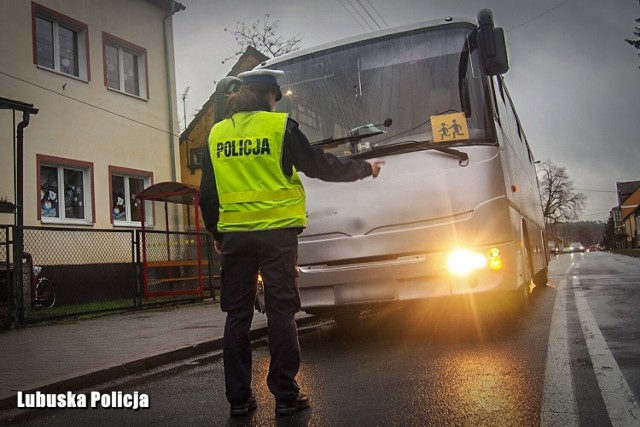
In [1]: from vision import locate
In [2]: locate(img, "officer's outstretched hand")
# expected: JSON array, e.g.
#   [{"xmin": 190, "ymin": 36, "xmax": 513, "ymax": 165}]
[{"xmin": 367, "ymin": 159, "xmax": 385, "ymax": 178}]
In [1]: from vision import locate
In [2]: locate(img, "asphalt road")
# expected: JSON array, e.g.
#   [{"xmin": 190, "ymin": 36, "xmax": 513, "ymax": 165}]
[
  {"xmin": 550, "ymin": 251, "xmax": 640, "ymax": 427},
  {"xmin": 5, "ymin": 251, "xmax": 640, "ymax": 426}
]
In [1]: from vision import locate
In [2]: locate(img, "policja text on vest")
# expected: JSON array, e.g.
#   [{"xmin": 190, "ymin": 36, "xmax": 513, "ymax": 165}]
[{"xmin": 216, "ymin": 139, "xmax": 272, "ymax": 158}]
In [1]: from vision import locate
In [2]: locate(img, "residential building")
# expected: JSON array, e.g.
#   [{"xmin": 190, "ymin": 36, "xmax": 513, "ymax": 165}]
[
  {"xmin": 179, "ymin": 47, "xmax": 268, "ymax": 225},
  {"xmin": 616, "ymin": 181, "xmax": 640, "ymax": 248},
  {"xmin": 611, "ymin": 206, "xmax": 625, "ymax": 249},
  {"xmin": 0, "ymin": 0, "xmax": 184, "ymax": 231}
]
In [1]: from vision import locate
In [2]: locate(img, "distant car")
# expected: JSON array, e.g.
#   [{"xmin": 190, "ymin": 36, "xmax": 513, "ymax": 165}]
[
  {"xmin": 569, "ymin": 242, "xmax": 585, "ymax": 253},
  {"xmin": 547, "ymin": 242, "xmax": 559, "ymax": 255}
]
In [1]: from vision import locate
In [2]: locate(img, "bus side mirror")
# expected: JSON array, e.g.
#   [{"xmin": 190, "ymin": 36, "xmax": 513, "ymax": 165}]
[
  {"xmin": 477, "ymin": 9, "xmax": 509, "ymax": 75},
  {"xmin": 214, "ymin": 76, "xmax": 242, "ymax": 123}
]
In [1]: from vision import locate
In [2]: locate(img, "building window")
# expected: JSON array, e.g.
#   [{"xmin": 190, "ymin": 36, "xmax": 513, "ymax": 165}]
[
  {"xmin": 189, "ymin": 147, "xmax": 206, "ymax": 170},
  {"xmin": 38, "ymin": 156, "xmax": 94, "ymax": 224},
  {"xmin": 32, "ymin": 3, "xmax": 89, "ymax": 80},
  {"xmin": 109, "ymin": 167, "xmax": 153, "ymax": 226},
  {"xmin": 103, "ymin": 33, "xmax": 148, "ymax": 98}
]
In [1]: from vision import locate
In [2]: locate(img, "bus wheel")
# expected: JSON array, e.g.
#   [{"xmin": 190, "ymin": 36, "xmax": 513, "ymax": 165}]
[
  {"xmin": 533, "ymin": 267, "xmax": 548, "ymax": 288},
  {"xmin": 515, "ymin": 231, "xmax": 534, "ymax": 311}
]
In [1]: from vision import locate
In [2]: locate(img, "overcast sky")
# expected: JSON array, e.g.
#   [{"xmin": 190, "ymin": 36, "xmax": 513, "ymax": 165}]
[{"xmin": 173, "ymin": 0, "xmax": 639, "ymax": 222}]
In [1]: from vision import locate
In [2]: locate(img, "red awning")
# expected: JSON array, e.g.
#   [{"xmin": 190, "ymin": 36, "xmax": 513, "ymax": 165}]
[{"xmin": 136, "ymin": 181, "xmax": 199, "ymax": 205}]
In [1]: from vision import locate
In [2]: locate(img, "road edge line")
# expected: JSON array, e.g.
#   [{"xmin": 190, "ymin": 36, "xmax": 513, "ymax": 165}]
[{"xmin": 574, "ymin": 278, "xmax": 640, "ymax": 427}]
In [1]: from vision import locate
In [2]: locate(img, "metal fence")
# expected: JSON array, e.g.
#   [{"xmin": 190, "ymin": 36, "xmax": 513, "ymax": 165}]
[
  {"xmin": 0, "ymin": 226, "xmax": 12, "ymax": 328},
  {"xmin": 0, "ymin": 225, "xmax": 218, "ymax": 328}
]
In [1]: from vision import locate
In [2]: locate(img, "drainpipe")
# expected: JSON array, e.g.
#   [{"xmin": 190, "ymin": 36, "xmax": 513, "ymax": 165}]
[
  {"xmin": 16, "ymin": 111, "xmax": 32, "ymax": 235},
  {"xmin": 1, "ymin": 97, "xmax": 38, "ymax": 326},
  {"xmin": 163, "ymin": 14, "xmax": 177, "ymax": 184},
  {"xmin": 14, "ymin": 110, "xmax": 35, "ymax": 325},
  {"xmin": 162, "ymin": 1, "xmax": 184, "ymax": 229}
]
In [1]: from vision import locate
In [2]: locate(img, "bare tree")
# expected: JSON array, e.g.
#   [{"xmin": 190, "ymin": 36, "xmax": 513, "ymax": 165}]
[
  {"xmin": 537, "ymin": 160, "xmax": 586, "ymax": 224},
  {"xmin": 223, "ymin": 14, "xmax": 301, "ymax": 64}
]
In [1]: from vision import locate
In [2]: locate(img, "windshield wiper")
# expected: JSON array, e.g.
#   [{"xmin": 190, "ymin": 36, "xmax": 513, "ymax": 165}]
[
  {"xmin": 416, "ymin": 140, "xmax": 469, "ymax": 163},
  {"xmin": 311, "ymin": 118, "xmax": 392, "ymax": 147},
  {"xmin": 354, "ymin": 139, "xmax": 469, "ymax": 165}
]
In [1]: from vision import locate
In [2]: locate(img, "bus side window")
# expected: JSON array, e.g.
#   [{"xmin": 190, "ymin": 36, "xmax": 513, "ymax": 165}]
[
  {"xmin": 497, "ymin": 76, "xmax": 505, "ymax": 102},
  {"xmin": 501, "ymin": 80, "xmax": 525, "ymax": 151},
  {"xmin": 507, "ymin": 93, "xmax": 531, "ymax": 164},
  {"xmin": 504, "ymin": 86, "xmax": 523, "ymax": 144}
]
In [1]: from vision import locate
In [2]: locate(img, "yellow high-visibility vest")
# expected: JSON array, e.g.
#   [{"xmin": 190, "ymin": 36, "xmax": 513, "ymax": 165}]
[{"xmin": 208, "ymin": 111, "xmax": 306, "ymax": 231}]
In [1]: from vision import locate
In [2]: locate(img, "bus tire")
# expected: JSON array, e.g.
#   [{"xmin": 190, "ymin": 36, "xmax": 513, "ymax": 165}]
[{"xmin": 533, "ymin": 267, "xmax": 548, "ymax": 288}]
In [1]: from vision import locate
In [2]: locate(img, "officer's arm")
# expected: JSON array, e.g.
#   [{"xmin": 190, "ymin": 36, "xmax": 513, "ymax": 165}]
[
  {"xmin": 199, "ymin": 145, "xmax": 222, "ymax": 240},
  {"xmin": 282, "ymin": 119, "xmax": 373, "ymax": 182}
]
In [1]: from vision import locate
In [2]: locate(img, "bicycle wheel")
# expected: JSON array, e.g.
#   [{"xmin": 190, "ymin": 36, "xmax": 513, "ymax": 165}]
[{"xmin": 36, "ymin": 279, "xmax": 56, "ymax": 309}]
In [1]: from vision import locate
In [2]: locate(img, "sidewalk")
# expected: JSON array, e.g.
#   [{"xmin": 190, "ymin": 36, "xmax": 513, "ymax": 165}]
[{"xmin": 0, "ymin": 300, "xmax": 313, "ymax": 411}]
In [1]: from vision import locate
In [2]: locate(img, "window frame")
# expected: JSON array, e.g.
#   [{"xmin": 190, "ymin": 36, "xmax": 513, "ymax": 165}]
[
  {"xmin": 614, "ymin": 209, "xmax": 622, "ymax": 222},
  {"xmin": 31, "ymin": 2, "xmax": 90, "ymax": 81},
  {"xmin": 102, "ymin": 32, "xmax": 149, "ymax": 99},
  {"xmin": 188, "ymin": 146, "xmax": 206, "ymax": 171},
  {"xmin": 108, "ymin": 166, "xmax": 154, "ymax": 227},
  {"xmin": 37, "ymin": 155, "xmax": 95, "ymax": 225}
]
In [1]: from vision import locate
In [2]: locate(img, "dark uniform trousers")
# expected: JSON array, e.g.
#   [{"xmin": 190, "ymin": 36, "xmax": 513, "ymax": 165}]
[{"xmin": 220, "ymin": 228, "xmax": 302, "ymax": 405}]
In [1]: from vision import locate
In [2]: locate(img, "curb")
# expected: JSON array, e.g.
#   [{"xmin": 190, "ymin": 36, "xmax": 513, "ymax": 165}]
[{"xmin": 0, "ymin": 315, "xmax": 320, "ymax": 412}]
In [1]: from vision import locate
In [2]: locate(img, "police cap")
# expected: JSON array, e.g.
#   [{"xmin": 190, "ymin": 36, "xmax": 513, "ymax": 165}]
[{"xmin": 238, "ymin": 69, "xmax": 284, "ymax": 101}]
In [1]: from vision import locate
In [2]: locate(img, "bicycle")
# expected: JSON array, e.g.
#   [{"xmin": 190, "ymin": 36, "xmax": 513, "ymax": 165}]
[{"xmin": 22, "ymin": 252, "xmax": 57, "ymax": 310}]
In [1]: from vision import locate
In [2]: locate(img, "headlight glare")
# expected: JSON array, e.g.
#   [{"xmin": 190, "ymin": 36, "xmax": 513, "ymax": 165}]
[{"xmin": 447, "ymin": 249, "xmax": 487, "ymax": 276}]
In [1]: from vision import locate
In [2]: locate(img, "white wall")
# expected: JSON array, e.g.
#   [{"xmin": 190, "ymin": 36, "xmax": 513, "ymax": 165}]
[{"xmin": 0, "ymin": 0, "xmax": 181, "ymax": 230}]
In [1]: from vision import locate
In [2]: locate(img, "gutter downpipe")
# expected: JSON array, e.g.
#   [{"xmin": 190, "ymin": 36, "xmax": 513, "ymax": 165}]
[
  {"xmin": 14, "ymin": 110, "xmax": 34, "ymax": 326},
  {"xmin": 17, "ymin": 111, "xmax": 32, "ymax": 242},
  {"xmin": 162, "ymin": 2, "xmax": 184, "ymax": 229}
]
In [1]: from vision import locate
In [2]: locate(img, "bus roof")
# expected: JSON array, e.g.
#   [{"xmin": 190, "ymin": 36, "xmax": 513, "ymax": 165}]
[{"xmin": 259, "ymin": 16, "xmax": 477, "ymax": 68}]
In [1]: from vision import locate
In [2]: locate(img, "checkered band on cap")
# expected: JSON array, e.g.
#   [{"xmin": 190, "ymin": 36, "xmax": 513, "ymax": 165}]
[{"xmin": 237, "ymin": 69, "xmax": 284, "ymax": 101}]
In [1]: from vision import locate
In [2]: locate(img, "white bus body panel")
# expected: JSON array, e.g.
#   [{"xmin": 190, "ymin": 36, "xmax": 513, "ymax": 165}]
[{"xmin": 297, "ymin": 145, "xmax": 525, "ymax": 311}]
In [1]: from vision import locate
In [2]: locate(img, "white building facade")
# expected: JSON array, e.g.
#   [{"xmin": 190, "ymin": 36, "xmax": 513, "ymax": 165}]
[{"xmin": 0, "ymin": 0, "xmax": 184, "ymax": 230}]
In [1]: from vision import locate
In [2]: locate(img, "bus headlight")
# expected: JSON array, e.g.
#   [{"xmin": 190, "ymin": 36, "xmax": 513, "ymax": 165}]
[
  {"xmin": 447, "ymin": 249, "xmax": 487, "ymax": 276},
  {"xmin": 447, "ymin": 248, "xmax": 503, "ymax": 276}
]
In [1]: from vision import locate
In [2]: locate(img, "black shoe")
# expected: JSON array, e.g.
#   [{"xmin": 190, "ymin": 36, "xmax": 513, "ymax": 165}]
[
  {"xmin": 275, "ymin": 393, "xmax": 310, "ymax": 416},
  {"xmin": 229, "ymin": 394, "xmax": 257, "ymax": 417}
]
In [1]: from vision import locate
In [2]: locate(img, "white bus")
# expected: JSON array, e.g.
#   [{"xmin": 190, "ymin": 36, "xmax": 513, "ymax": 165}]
[{"xmin": 246, "ymin": 10, "xmax": 549, "ymax": 323}]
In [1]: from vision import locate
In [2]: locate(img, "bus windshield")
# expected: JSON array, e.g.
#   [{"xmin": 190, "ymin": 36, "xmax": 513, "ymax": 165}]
[{"xmin": 272, "ymin": 22, "xmax": 494, "ymax": 159}]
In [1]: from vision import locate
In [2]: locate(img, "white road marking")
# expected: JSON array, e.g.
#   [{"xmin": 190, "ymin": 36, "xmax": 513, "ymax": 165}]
[
  {"xmin": 541, "ymin": 277, "xmax": 579, "ymax": 426},
  {"xmin": 574, "ymin": 277, "xmax": 640, "ymax": 427}
]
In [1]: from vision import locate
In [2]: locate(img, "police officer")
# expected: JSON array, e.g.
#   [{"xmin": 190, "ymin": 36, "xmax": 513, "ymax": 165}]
[{"xmin": 199, "ymin": 68, "xmax": 384, "ymax": 417}]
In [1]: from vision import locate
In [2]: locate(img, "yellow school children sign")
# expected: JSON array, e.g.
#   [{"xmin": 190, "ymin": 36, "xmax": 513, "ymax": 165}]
[{"xmin": 431, "ymin": 112, "xmax": 469, "ymax": 142}]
